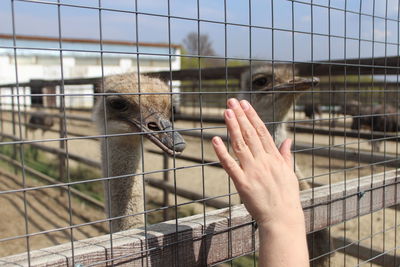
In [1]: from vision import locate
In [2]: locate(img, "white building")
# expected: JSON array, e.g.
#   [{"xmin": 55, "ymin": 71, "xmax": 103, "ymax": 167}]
[{"xmin": 0, "ymin": 34, "xmax": 181, "ymax": 108}]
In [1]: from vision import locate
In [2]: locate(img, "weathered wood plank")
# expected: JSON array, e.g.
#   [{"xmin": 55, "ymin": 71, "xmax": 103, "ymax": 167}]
[
  {"xmin": 0, "ymin": 206, "xmax": 255, "ymax": 267},
  {"xmin": 1, "ymin": 169, "xmax": 399, "ymax": 266},
  {"xmin": 302, "ymin": 169, "xmax": 400, "ymax": 233}
]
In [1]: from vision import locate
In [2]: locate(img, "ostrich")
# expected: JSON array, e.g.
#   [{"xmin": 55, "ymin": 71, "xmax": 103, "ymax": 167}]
[
  {"xmin": 27, "ymin": 111, "xmax": 54, "ymax": 136},
  {"xmin": 304, "ymin": 103, "xmax": 322, "ymax": 121},
  {"xmin": 240, "ymin": 65, "xmax": 330, "ymax": 266},
  {"xmin": 348, "ymin": 103, "xmax": 400, "ymax": 152},
  {"xmin": 93, "ymin": 73, "xmax": 185, "ymax": 232}
]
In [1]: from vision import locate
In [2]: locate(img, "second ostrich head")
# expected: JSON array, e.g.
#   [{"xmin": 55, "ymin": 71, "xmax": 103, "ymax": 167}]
[
  {"xmin": 240, "ymin": 64, "xmax": 319, "ymax": 145},
  {"xmin": 241, "ymin": 64, "xmax": 319, "ymax": 122},
  {"xmin": 94, "ymin": 73, "xmax": 185, "ymax": 155}
]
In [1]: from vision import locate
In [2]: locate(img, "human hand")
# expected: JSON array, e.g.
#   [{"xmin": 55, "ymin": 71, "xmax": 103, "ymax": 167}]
[{"xmin": 212, "ymin": 98, "xmax": 304, "ymax": 228}]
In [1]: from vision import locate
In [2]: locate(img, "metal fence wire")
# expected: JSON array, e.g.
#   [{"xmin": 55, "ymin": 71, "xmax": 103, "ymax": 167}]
[{"xmin": 0, "ymin": 0, "xmax": 400, "ymax": 266}]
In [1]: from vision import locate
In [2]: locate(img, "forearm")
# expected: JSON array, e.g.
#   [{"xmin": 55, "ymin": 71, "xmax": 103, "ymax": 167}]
[{"xmin": 258, "ymin": 219, "xmax": 309, "ymax": 267}]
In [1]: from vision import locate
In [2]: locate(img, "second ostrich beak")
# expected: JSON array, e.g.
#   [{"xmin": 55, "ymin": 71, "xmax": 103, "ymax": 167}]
[
  {"xmin": 130, "ymin": 112, "xmax": 186, "ymax": 156},
  {"xmin": 271, "ymin": 77, "xmax": 320, "ymax": 91}
]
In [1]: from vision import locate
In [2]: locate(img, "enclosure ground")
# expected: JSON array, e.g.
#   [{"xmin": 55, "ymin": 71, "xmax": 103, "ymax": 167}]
[
  {"xmin": 1, "ymin": 110, "xmax": 399, "ymax": 265},
  {"xmin": 0, "ymin": 170, "xmax": 107, "ymax": 257}
]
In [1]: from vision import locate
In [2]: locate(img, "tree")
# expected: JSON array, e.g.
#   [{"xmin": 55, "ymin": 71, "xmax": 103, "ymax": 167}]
[{"xmin": 183, "ymin": 32, "xmax": 215, "ymax": 56}]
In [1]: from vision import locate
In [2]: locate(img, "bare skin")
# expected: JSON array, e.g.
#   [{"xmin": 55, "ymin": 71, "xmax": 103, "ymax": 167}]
[{"xmin": 212, "ymin": 98, "xmax": 309, "ymax": 267}]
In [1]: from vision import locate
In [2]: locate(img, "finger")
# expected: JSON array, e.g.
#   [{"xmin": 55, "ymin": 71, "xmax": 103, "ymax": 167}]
[
  {"xmin": 227, "ymin": 98, "xmax": 264, "ymax": 157},
  {"xmin": 212, "ymin": 136, "xmax": 246, "ymax": 185},
  {"xmin": 239, "ymin": 99, "xmax": 280, "ymax": 155},
  {"xmin": 224, "ymin": 109, "xmax": 255, "ymax": 166},
  {"xmin": 279, "ymin": 138, "xmax": 293, "ymax": 167}
]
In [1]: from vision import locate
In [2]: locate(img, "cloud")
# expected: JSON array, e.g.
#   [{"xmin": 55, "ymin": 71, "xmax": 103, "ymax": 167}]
[{"xmin": 374, "ymin": 29, "xmax": 392, "ymax": 41}]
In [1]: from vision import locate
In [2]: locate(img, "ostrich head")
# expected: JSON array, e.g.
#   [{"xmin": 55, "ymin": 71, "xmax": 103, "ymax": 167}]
[
  {"xmin": 240, "ymin": 64, "xmax": 319, "ymax": 122},
  {"xmin": 94, "ymin": 73, "xmax": 185, "ymax": 155}
]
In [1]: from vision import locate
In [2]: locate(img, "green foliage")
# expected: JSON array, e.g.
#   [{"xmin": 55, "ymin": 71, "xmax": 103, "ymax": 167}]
[
  {"xmin": 0, "ymin": 141, "xmax": 104, "ymax": 201},
  {"xmin": 319, "ymin": 75, "xmax": 373, "ymax": 83},
  {"xmin": 231, "ymin": 255, "xmax": 259, "ymax": 267},
  {"xmin": 146, "ymin": 200, "xmax": 196, "ymax": 225},
  {"xmin": 69, "ymin": 165, "xmax": 103, "ymax": 201},
  {"xmin": 180, "ymin": 47, "xmax": 247, "ymax": 70}
]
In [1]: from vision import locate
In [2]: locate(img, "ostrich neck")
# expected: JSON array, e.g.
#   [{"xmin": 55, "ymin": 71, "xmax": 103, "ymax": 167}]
[
  {"xmin": 101, "ymin": 135, "xmax": 144, "ymax": 232},
  {"xmin": 257, "ymin": 106, "xmax": 289, "ymax": 148},
  {"xmin": 259, "ymin": 107, "xmax": 309, "ymax": 189},
  {"xmin": 266, "ymin": 123, "xmax": 287, "ymax": 148}
]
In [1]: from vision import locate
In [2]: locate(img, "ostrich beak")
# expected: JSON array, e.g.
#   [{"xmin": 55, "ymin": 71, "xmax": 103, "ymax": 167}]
[
  {"xmin": 273, "ymin": 76, "xmax": 320, "ymax": 91},
  {"xmin": 130, "ymin": 112, "xmax": 186, "ymax": 156}
]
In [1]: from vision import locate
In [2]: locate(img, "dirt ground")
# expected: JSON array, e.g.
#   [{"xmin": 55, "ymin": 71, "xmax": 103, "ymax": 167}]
[
  {"xmin": 0, "ymin": 170, "xmax": 107, "ymax": 257},
  {"xmin": 0, "ymin": 109, "xmax": 399, "ymax": 265}
]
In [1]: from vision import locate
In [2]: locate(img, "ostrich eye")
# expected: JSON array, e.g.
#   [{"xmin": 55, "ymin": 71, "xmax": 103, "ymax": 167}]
[
  {"xmin": 109, "ymin": 98, "xmax": 129, "ymax": 111},
  {"xmin": 253, "ymin": 77, "xmax": 270, "ymax": 88}
]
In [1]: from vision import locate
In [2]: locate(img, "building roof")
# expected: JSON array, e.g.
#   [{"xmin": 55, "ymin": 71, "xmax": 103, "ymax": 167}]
[
  {"xmin": 0, "ymin": 34, "xmax": 181, "ymax": 49},
  {"xmin": 0, "ymin": 34, "xmax": 181, "ymax": 60}
]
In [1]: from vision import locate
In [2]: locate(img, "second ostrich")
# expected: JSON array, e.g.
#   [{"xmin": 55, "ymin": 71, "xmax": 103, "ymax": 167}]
[
  {"xmin": 93, "ymin": 73, "xmax": 185, "ymax": 232},
  {"xmin": 240, "ymin": 65, "xmax": 331, "ymax": 267}
]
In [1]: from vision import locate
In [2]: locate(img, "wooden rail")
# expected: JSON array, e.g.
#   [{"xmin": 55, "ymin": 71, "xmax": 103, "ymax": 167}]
[
  {"xmin": 0, "ymin": 153, "xmax": 104, "ymax": 210},
  {"xmin": 2, "ymin": 128, "xmax": 399, "ymax": 211},
  {"xmin": 180, "ymin": 130, "xmax": 400, "ymax": 168},
  {"xmin": 0, "ymin": 133, "xmax": 230, "ymax": 211},
  {"xmin": 0, "ymin": 133, "xmax": 100, "ymax": 168},
  {"xmin": 1, "ymin": 55, "xmax": 399, "ymax": 95},
  {"xmin": 147, "ymin": 56, "xmax": 400, "ymax": 81},
  {"xmin": 288, "ymin": 124, "xmax": 400, "ymax": 143},
  {"xmin": 1, "ymin": 169, "xmax": 399, "ymax": 266},
  {"xmin": 0, "ymin": 109, "xmax": 92, "ymax": 123},
  {"xmin": 1, "ymin": 117, "xmax": 88, "ymax": 137}
]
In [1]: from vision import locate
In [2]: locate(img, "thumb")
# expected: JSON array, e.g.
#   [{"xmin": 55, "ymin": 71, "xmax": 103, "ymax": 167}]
[{"xmin": 279, "ymin": 138, "xmax": 293, "ymax": 167}]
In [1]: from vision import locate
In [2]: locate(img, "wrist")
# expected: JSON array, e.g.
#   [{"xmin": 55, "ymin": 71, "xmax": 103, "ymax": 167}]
[{"xmin": 257, "ymin": 211, "xmax": 306, "ymax": 234}]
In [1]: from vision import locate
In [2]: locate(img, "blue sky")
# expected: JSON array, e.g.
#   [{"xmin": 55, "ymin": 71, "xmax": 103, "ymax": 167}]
[{"xmin": 0, "ymin": 0, "xmax": 399, "ymax": 61}]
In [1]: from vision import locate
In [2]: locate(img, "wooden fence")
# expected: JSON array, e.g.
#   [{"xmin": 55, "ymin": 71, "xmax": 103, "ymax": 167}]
[{"xmin": 1, "ymin": 62, "xmax": 400, "ymax": 265}]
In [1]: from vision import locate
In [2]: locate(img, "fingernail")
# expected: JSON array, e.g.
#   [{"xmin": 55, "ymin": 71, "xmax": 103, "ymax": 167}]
[
  {"xmin": 240, "ymin": 100, "xmax": 250, "ymax": 110},
  {"xmin": 225, "ymin": 109, "xmax": 234, "ymax": 119},
  {"xmin": 212, "ymin": 136, "xmax": 221, "ymax": 145},
  {"xmin": 228, "ymin": 98, "xmax": 238, "ymax": 108}
]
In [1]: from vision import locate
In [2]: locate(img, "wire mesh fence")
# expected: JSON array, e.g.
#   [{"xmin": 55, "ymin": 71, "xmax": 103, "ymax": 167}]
[{"xmin": 0, "ymin": 0, "xmax": 400, "ymax": 266}]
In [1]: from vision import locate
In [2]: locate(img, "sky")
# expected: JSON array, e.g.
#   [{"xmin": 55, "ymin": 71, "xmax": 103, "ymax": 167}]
[{"xmin": 0, "ymin": 0, "xmax": 399, "ymax": 62}]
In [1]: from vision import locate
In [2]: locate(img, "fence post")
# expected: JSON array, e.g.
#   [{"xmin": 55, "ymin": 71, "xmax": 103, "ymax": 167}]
[
  {"xmin": 162, "ymin": 153, "xmax": 169, "ymax": 220},
  {"xmin": 0, "ymin": 88, "xmax": 3, "ymax": 142},
  {"xmin": 23, "ymin": 86, "xmax": 28, "ymax": 139},
  {"xmin": 57, "ymin": 85, "xmax": 66, "ymax": 196},
  {"xmin": 11, "ymin": 86, "xmax": 18, "ymax": 174}
]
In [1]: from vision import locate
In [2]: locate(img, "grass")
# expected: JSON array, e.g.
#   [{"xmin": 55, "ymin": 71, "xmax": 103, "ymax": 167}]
[
  {"xmin": 146, "ymin": 200, "xmax": 196, "ymax": 224},
  {"xmin": 0, "ymin": 141, "xmax": 104, "ymax": 200}
]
